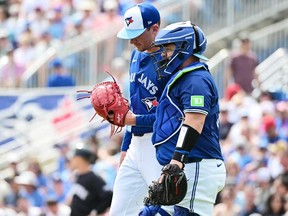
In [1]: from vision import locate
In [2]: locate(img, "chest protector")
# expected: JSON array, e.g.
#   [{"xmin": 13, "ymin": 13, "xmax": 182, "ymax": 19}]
[{"xmin": 153, "ymin": 63, "xmax": 208, "ymax": 146}]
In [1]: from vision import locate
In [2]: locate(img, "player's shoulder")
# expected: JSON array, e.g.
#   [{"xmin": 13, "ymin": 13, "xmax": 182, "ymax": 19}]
[
  {"xmin": 181, "ymin": 64, "xmax": 211, "ymax": 79},
  {"xmin": 174, "ymin": 67, "xmax": 213, "ymax": 89},
  {"xmin": 131, "ymin": 49, "xmax": 151, "ymax": 61}
]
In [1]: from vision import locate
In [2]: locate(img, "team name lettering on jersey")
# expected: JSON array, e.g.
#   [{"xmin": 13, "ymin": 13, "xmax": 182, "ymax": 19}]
[
  {"xmin": 130, "ymin": 73, "xmax": 136, "ymax": 82},
  {"xmin": 70, "ymin": 183, "xmax": 89, "ymax": 200},
  {"xmin": 138, "ymin": 74, "xmax": 158, "ymax": 95}
]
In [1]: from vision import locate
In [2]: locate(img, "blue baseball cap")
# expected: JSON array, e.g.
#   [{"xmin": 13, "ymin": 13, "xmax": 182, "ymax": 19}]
[
  {"xmin": 52, "ymin": 59, "xmax": 62, "ymax": 68},
  {"xmin": 117, "ymin": 3, "xmax": 160, "ymax": 40}
]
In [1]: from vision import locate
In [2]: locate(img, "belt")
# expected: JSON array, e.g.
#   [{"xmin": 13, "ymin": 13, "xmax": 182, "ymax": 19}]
[
  {"xmin": 185, "ymin": 157, "xmax": 202, "ymax": 163},
  {"xmin": 133, "ymin": 133, "xmax": 145, "ymax": 137}
]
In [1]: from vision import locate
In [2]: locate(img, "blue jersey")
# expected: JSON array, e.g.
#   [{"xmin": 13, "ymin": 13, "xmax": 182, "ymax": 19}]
[
  {"xmin": 121, "ymin": 48, "xmax": 170, "ymax": 151},
  {"xmin": 47, "ymin": 74, "xmax": 75, "ymax": 87},
  {"xmin": 152, "ymin": 62, "xmax": 223, "ymax": 165}
]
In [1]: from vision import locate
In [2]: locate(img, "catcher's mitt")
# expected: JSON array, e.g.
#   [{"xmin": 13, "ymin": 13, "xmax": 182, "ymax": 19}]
[
  {"xmin": 144, "ymin": 164, "xmax": 187, "ymax": 206},
  {"xmin": 77, "ymin": 72, "xmax": 129, "ymax": 136}
]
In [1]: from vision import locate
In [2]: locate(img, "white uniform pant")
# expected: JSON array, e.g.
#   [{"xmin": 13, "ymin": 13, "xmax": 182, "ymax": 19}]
[
  {"xmin": 109, "ymin": 133, "xmax": 172, "ymax": 216},
  {"xmin": 177, "ymin": 159, "xmax": 226, "ymax": 216}
]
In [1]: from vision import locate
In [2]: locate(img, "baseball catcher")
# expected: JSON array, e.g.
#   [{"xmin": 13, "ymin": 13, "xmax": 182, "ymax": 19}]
[
  {"xmin": 77, "ymin": 72, "xmax": 129, "ymax": 136},
  {"xmin": 144, "ymin": 164, "xmax": 187, "ymax": 206}
]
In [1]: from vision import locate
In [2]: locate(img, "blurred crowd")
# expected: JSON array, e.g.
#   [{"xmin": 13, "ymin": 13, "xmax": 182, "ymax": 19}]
[
  {"xmin": 214, "ymin": 86, "xmax": 288, "ymax": 216},
  {"xmin": 0, "ymin": 132, "xmax": 122, "ymax": 216},
  {"xmin": 0, "ymin": 0, "xmax": 155, "ymax": 88}
]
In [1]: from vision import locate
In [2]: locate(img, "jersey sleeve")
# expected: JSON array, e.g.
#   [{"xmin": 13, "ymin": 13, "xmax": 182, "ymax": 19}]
[
  {"xmin": 135, "ymin": 113, "xmax": 156, "ymax": 127},
  {"xmin": 121, "ymin": 130, "xmax": 132, "ymax": 151},
  {"xmin": 176, "ymin": 73, "xmax": 215, "ymax": 115}
]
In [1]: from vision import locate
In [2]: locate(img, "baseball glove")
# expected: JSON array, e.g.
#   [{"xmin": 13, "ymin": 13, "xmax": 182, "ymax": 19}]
[
  {"xmin": 77, "ymin": 72, "xmax": 129, "ymax": 136},
  {"xmin": 144, "ymin": 164, "xmax": 187, "ymax": 206}
]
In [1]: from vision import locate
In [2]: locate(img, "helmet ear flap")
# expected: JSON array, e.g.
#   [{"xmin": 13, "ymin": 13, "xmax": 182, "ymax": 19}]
[
  {"xmin": 177, "ymin": 41, "xmax": 188, "ymax": 60},
  {"xmin": 192, "ymin": 24, "xmax": 201, "ymax": 53}
]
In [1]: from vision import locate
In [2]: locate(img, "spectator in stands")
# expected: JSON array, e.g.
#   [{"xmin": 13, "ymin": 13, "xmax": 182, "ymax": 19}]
[
  {"xmin": 55, "ymin": 0, "xmax": 76, "ymax": 17},
  {"xmin": 261, "ymin": 115, "xmax": 281, "ymax": 145},
  {"xmin": 66, "ymin": 16, "xmax": 84, "ymax": 38},
  {"xmin": 3, "ymin": 176, "xmax": 20, "ymax": 208},
  {"xmin": 19, "ymin": 0, "xmax": 50, "ymax": 20},
  {"xmin": 93, "ymin": 0, "xmax": 121, "ymax": 29},
  {"xmin": 0, "ymin": 6, "xmax": 7, "ymax": 29},
  {"xmin": 43, "ymin": 195, "xmax": 71, "ymax": 216},
  {"xmin": 224, "ymin": 83, "xmax": 242, "ymax": 102},
  {"xmin": 275, "ymin": 101, "xmax": 288, "ymax": 142},
  {"xmin": 238, "ymin": 184, "xmax": 262, "ymax": 216},
  {"xmin": 228, "ymin": 137, "xmax": 253, "ymax": 170},
  {"xmin": 14, "ymin": 171, "xmax": 45, "ymax": 207},
  {"xmin": 0, "ymin": 29, "xmax": 12, "ymax": 57},
  {"xmin": 47, "ymin": 59, "xmax": 76, "ymax": 87},
  {"xmin": 219, "ymin": 103, "xmax": 234, "ymax": 141},
  {"xmin": 47, "ymin": 173, "xmax": 70, "ymax": 204},
  {"xmin": 76, "ymin": 0, "xmax": 98, "ymax": 31},
  {"xmin": 267, "ymin": 140, "xmax": 286, "ymax": 178},
  {"xmin": 13, "ymin": 32, "xmax": 35, "ymax": 68},
  {"xmin": 225, "ymin": 158, "xmax": 241, "ymax": 186},
  {"xmin": 254, "ymin": 167, "xmax": 272, "ymax": 213},
  {"xmin": 67, "ymin": 148, "xmax": 112, "ymax": 216},
  {"xmin": 272, "ymin": 172, "xmax": 288, "ymax": 199},
  {"xmin": 0, "ymin": 48, "xmax": 25, "ymax": 88},
  {"xmin": 228, "ymin": 109, "xmax": 255, "ymax": 148},
  {"xmin": 0, "ymin": 205, "xmax": 17, "ymax": 215},
  {"xmin": 7, "ymin": 153, "xmax": 20, "ymax": 177},
  {"xmin": 0, "ymin": 179, "xmax": 14, "ymax": 212},
  {"xmin": 213, "ymin": 184, "xmax": 241, "ymax": 216},
  {"xmin": 0, "ymin": 192, "xmax": 17, "ymax": 215},
  {"xmin": 27, "ymin": 158, "xmax": 48, "ymax": 193},
  {"xmin": 27, "ymin": 7, "xmax": 50, "ymax": 41},
  {"xmin": 92, "ymin": 134, "xmax": 120, "ymax": 191},
  {"xmin": 54, "ymin": 142, "xmax": 70, "ymax": 174},
  {"xmin": 262, "ymin": 193, "xmax": 286, "ymax": 216},
  {"xmin": 16, "ymin": 194, "xmax": 43, "ymax": 216},
  {"xmin": 5, "ymin": 3, "xmax": 20, "ymax": 42},
  {"xmin": 34, "ymin": 31, "xmax": 60, "ymax": 55},
  {"xmin": 280, "ymin": 149, "xmax": 288, "ymax": 173},
  {"xmin": 47, "ymin": 6, "xmax": 67, "ymax": 40},
  {"xmin": 225, "ymin": 35, "xmax": 258, "ymax": 95}
]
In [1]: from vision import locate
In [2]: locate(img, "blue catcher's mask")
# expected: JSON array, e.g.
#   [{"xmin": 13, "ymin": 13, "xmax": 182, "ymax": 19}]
[{"xmin": 152, "ymin": 21, "xmax": 208, "ymax": 79}]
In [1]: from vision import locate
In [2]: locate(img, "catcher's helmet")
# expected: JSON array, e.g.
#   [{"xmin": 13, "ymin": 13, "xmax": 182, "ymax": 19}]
[{"xmin": 153, "ymin": 21, "xmax": 208, "ymax": 78}]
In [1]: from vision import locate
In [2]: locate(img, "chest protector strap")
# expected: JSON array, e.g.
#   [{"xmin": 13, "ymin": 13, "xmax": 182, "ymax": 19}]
[{"xmin": 153, "ymin": 63, "xmax": 208, "ymax": 146}]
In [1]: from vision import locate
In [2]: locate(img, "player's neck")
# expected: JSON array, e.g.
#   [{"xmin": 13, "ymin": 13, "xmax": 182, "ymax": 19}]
[{"xmin": 180, "ymin": 56, "xmax": 199, "ymax": 69}]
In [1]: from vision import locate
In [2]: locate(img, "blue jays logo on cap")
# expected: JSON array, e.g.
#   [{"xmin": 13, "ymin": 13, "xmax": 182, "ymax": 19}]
[
  {"xmin": 117, "ymin": 3, "xmax": 160, "ymax": 40},
  {"xmin": 141, "ymin": 97, "xmax": 158, "ymax": 111},
  {"xmin": 125, "ymin": 17, "xmax": 134, "ymax": 26}
]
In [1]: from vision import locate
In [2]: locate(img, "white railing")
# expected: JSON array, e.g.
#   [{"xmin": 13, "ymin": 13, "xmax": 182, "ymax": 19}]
[
  {"xmin": 252, "ymin": 48, "xmax": 288, "ymax": 98},
  {"xmin": 250, "ymin": 18, "xmax": 288, "ymax": 62},
  {"xmin": 206, "ymin": 0, "xmax": 288, "ymax": 47}
]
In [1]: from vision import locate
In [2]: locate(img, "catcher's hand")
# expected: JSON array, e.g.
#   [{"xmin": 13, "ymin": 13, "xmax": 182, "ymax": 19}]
[
  {"xmin": 77, "ymin": 72, "xmax": 129, "ymax": 136},
  {"xmin": 144, "ymin": 164, "xmax": 187, "ymax": 206}
]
